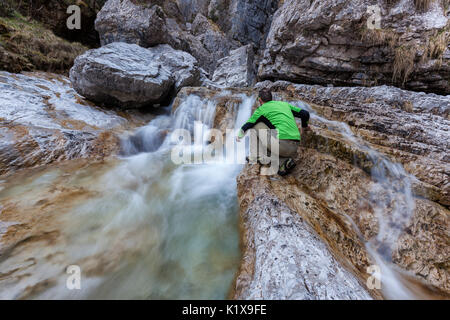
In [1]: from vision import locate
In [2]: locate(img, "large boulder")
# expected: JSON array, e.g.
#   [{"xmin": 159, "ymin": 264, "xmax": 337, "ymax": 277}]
[
  {"xmin": 212, "ymin": 44, "xmax": 256, "ymax": 87},
  {"xmin": 94, "ymin": 0, "xmax": 236, "ymax": 73},
  {"xmin": 259, "ymin": 0, "xmax": 450, "ymax": 94},
  {"xmin": 147, "ymin": 44, "xmax": 201, "ymax": 90},
  {"xmin": 69, "ymin": 42, "xmax": 200, "ymax": 108}
]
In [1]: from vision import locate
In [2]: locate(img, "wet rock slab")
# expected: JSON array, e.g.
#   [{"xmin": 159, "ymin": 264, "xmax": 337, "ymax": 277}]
[
  {"xmin": 234, "ymin": 166, "xmax": 372, "ymax": 299},
  {"xmin": 256, "ymin": 80, "xmax": 450, "ymax": 207},
  {"xmin": 0, "ymin": 71, "xmax": 152, "ymax": 176},
  {"xmin": 177, "ymin": 84, "xmax": 449, "ymax": 298}
]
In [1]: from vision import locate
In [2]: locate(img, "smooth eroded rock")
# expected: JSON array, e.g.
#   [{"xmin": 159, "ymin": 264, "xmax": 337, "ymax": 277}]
[
  {"xmin": 69, "ymin": 42, "xmax": 200, "ymax": 108},
  {"xmin": 234, "ymin": 166, "xmax": 373, "ymax": 299},
  {"xmin": 0, "ymin": 71, "xmax": 153, "ymax": 177}
]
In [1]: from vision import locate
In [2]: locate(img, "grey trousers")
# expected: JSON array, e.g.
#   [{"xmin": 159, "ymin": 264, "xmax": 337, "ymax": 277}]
[{"xmin": 253, "ymin": 122, "xmax": 299, "ymax": 163}]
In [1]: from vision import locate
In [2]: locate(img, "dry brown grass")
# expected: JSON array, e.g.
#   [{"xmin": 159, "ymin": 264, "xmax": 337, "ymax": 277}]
[
  {"xmin": 393, "ymin": 46, "xmax": 417, "ymax": 84},
  {"xmin": 443, "ymin": 0, "xmax": 450, "ymax": 13},
  {"xmin": 0, "ymin": 13, "xmax": 87, "ymax": 74},
  {"xmin": 361, "ymin": 28, "xmax": 399, "ymax": 48},
  {"xmin": 414, "ymin": 0, "xmax": 434, "ymax": 11},
  {"xmin": 359, "ymin": 0, "xmax": 448, "ymax": 87},
  {"xmin": 421, "ymin": 26, "xmax": 450, "ymax": 67},
  {"xmin": 427, "ymin": 31, "xmax": 449, "ymax": 59}
]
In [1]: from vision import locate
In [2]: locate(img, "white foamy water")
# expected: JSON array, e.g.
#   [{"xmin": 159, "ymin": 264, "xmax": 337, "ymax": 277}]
[
  {"xmin": 0, "ymin": 85, "xmax": 432, "ymax": 300},
  {"xmin": 0, "ymin": 92, "xmax": 254, "ymax": 299},
  {"xmin": 288, "ymin": 100, "xmax": 420, "ymax": 299}
]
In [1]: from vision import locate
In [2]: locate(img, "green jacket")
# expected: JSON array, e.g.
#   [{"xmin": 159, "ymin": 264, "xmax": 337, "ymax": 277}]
[{"xmin": 239, "ymin": 101, "xmax": 309, "ymax": 141}]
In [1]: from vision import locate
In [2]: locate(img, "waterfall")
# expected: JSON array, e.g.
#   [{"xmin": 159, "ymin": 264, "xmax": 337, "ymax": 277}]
[
  {"xmin": 288, "ymin": 100, "xmax": 419, "ymax": 299},
  {"xmin": 0, "ymin": 91, "xmax": 254, "ymax": 299},
  {"xmin": 0, "ymin": 83, "xmax": 436, "ymax": 299}
]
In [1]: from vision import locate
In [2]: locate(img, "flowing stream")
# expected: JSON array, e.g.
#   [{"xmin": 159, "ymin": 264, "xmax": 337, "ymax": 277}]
[
  {"xmin": 0, "ymin": 91, "xmax": 253, "ymax": 299},
  {"xmin": 0, "ymin": 83, "xmax": 435, "ymax": 299},
  {"xmin": 287, "ymin": 99, "xmax": 421, "ymax": 299}
]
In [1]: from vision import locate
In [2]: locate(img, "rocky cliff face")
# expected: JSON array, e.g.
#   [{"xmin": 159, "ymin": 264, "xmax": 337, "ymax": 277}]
[
  {"xmin": 95, "ymin": 0, "xmax": 277, "ymax": 77},
  {"xmin": 259, "ymin": 0, "xmax": 449, "ymax": 94},
  {"xmin": 94, "ymin": 0, "xmax": 449, "ymax": 93}
]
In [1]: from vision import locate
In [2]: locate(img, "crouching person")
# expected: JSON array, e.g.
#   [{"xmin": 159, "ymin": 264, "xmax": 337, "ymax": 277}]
[{"xmin": 236, "ymin": 88, "xmax": 310, "ymax": 176}]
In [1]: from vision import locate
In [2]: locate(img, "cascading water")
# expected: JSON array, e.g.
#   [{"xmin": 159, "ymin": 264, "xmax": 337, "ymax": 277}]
[
  {"xmin": 287, "ymin": 99, "xmax": 420, "ymax": 299},
  {"xmin": 0, "ymin": 92, "xmax": 254, "ymax": 299},
  {"xmin": 0, "ymin": 82, "xmax": 437, "ymax": 300}
]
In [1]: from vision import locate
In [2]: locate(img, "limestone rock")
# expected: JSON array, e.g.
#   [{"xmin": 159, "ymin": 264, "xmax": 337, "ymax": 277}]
[
  {"xmin": 95, "ymin": 0, "xmax": 277, "ymax": 74},
  {"xmin": 190, "ymin": 13, "xmax": 240, "ymax": 73},
  {"xmin": 225, "ymin": 0, "xmax": 279, "ymax": 48},
  {"xmin": 177, "ymin": 0, "xmax": 210, "ymax": 22},
  {"xmin": 251, "ymin": 80, "xmax": 450, "ymax": 295},
  {"xmin": 234, "ymin": 166, "xmax": 373, "ymax": 299},
  {"xmin": 69, "ymin": 42, "xmax": 200, "ymax": 108},
  {"xmin": 260, "ymin": 0, "xmax": 450, "ymax": 94},
  {"xmin": 148, "ymin": 44, "xmax": 201, "ymax": 90},
  {"xmin": 0, "ymin": 71, "xmax": 152, "ymax": 177},
  {"xmin": 177, "ymin": 0, "xmax": 279, "ymax": 48},
  {"xmin": 95, "ymin": 0, "xmax": 173, "ymax": 47},
  {"xmin": 212, "ymin": 45, "xmax": 256, "ymax": 87},
  {"xmin": 176, "ymin": 83, "xmax": 449, "ymax": 298}
]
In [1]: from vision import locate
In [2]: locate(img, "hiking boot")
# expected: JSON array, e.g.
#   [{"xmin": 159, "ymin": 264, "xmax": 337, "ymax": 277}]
[{"xmin": 278, "ymin": 158, "xmax": 296, "ymax": 176}]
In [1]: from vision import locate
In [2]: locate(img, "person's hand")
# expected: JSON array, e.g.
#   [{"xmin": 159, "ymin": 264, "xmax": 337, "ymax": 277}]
[
  {"xmin": 236, "ymin": 136, "xmax": 242, "ymax": 143},
  {"xmin": 302, "ymin": 126, "xmax": 311, "ymax": 134}
]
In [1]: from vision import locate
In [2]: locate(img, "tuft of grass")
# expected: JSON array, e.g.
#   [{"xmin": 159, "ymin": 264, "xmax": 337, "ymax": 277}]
[
  {"xmin": 361, "ymin": 28, "xmax": 399, "ymax": 48},
  {"xmin": 393, "ymin": 45, "xmax": 417, "ymax": 85},
  {"xmin": 443, "ymin": 0, "xmax": 450, "ymax": 13},
  {"xmin": 427, "ymin": 31, "xmax": 449, "ymax": 58},
  {"xmin": 414, "ymin": 0, "xmax": 434, "ymax": 11},
  {"xmin": 421, "ymin": 27, "xmax": 450, "ymax": 67}
]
